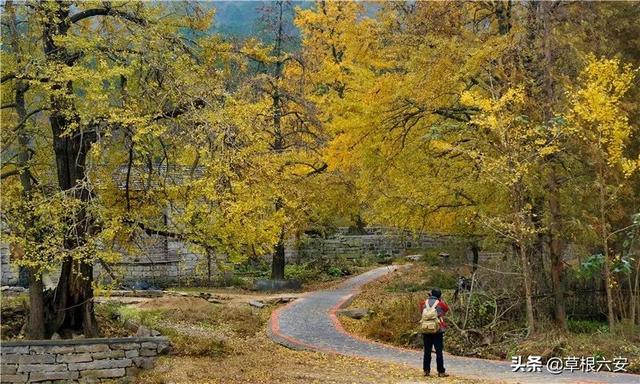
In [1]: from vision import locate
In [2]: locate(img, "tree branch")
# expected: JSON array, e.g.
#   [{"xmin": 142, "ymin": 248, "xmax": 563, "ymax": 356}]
[
  {"xmin": 1, "ymin": 74, "xmax": 16, "ymax": 84},
  {"xmin": 1, "ymin": 169, "xmax": 20, "ymax": 180},
  {"xmin": 151, "ymin": 99, "xmax": 206, "ymax": 121},
  {"xmin": 69, "ymin": 7, "xmax": 147, "ymax": 26}
]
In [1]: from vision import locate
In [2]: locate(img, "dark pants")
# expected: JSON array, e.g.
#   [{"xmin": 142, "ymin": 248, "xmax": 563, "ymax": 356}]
[{"xmin": 423, "ymin": 332, "xmax": 445, "ymax": 374}]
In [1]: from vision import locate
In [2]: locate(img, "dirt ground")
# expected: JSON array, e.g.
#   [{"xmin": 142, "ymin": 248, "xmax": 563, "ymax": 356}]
[
  {"xmin": 138, "ymin": 336, "xmax": 484, "ymax": 384},
  {"xmin": 124, "ymin": 291, "xmax": 486, "ymax": 384}
]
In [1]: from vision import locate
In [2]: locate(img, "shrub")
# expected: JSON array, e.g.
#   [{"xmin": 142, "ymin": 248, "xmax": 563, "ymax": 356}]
[
  {"xmin": 361, "ymin": 294, "xmax": 422, "ymax": 346},
  {"xmin": 567, "ymin": 318, "xmax": 609, "ymax": 334},
  {"xmin": 215, "ymin": 274, "xmax": 252, "ymax": 289},
  {"xmin": 427, "ymin": 269, "xmax": 457, "ymax": 289},
  {"xmin": 285, "ymin": 263, "xmax": 321, "ymax": 282},
  {"xmin": 422, "ymin": 253, "xmax": 441, "ymax": 266},
  {"xmin": 326, "ymin": 266, "xmax": 344, "ymax": 277}
]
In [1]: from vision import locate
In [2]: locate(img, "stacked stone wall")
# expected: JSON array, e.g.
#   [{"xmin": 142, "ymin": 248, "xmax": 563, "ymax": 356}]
[
  {"xmin": 1, "ymin": 243, "xmax": 19, "ymax": 286},
  {"xmin": 0, "ymin": 337, "xmax": 169, "ymax": 383},
  {"xmin": 285, "ymin": 232, "xmax": 461, "ymax": 262}
]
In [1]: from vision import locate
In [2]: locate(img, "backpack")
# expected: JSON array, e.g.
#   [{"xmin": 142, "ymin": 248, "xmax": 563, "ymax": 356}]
[{"xmin": 420, "ymin": 299, "xmax": 441, "ymax": 334}]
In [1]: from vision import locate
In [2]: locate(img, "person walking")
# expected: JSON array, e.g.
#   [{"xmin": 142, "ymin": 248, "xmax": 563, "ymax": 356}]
[{"xmin": 419, "ymin": 288, "xmax": 450, "ymax": 377}]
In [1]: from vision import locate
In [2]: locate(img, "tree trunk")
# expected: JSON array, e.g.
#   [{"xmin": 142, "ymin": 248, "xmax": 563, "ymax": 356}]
[
  {"xmin": 207, "ymin": 251, "xmax": 212, "ymax": 287},
  {"xmin": 44, "ymin": 125, "xmax": 99, "ymax": 337},
  {"xmin": 548, "ymin": 166, "xmax": 567, "ymax": 331},
  {"xmin": 471, "ymin": 241, "xmax": 480, "ymax": 273},
  {"xmin": 6, "ymin": 0, "xmax": 47, "ymax": 339},
  {"xmin": 27, "ymin": 270, "xmax": 46, "ymax": 339},
  {"xmin": 518, "ymin": 243, "xmax": 536, "ymax": 336},
  {"xmin": 533, "ymin": 0, "xmax": 567, "ymax": 332},
  {"xmin": 632, "ymin": 256, "xmax": 640, "ymax": 325},
  {"xmin": 271, "ymin": 228, "xmax": 286, "ymax": 280},
  {"xmin": 599, "ymin": 168, "xmax": 615, "ymax": 329},
  {"xmin": 39, "ymin": 3, "xmax": 99, "ymax": 338},
  {"xmin": 269, "ymin": 2, "xmax": 287, "ymax": 282}
]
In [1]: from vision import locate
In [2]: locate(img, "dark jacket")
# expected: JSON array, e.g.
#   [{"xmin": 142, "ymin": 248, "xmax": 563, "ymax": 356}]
[{"xmin": 419, "ymin": 296, "xmax": 450, "ymax": 333}]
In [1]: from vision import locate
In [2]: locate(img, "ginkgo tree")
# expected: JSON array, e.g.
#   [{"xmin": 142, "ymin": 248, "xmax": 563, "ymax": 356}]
[
  {"xmin": 568, "ymin": 56, "xmax": 639, "ymax": 328},
  {"xmin": 0, "ymin": 1, "xmax": 283, "ymax": 338}
]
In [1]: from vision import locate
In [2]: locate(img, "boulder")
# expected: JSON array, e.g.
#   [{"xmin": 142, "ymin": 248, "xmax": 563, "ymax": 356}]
[
  {"xmin": 254, "ymin": 279, "xmax": 301, "ymax": 292},
  {"xmin": 124, "ymin": 318, "xmax": 139, "ymax": 332},
  {"xmin": 337, "ymin": 308, "xmax": 369, "ymax": 319},
  {"xmin": 249, "ymin": 300, "xmax": 266, "ymax": 308},
  {"xmin": 135, "ymin": 325, "xmax": 152, "ymax": 337},
  {"xmin": 405, "ymin": 254, "xmax": 422, "ymax": 261},
  {"xmin": 263, "ymin": 296, "xmax": 296, "ymax": 305}
]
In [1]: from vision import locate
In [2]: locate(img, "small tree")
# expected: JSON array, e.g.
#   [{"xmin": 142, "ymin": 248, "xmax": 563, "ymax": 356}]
[{"xmin": 569, "ymin": 56, "xmax": 638, "ymax": 328}]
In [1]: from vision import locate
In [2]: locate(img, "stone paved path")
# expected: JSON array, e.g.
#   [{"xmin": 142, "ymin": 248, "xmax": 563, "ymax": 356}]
[{"xmin": 269, "ymin": 265, "xmax": 638, "ymax": 384}]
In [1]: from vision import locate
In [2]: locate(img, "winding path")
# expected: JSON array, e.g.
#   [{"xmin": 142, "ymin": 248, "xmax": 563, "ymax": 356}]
[{"xmin": 269, "ymin": 265, "xmax": 638, "ymax": 383}]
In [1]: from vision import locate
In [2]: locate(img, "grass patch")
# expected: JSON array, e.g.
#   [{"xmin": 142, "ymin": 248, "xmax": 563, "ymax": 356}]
[
  {"xmin": 110, "ymin": 296, "xmax": 263, "ymax": 358},
  {"xmin": 567, "ymin": 318, "xmax": 609, "ymax": 334}
]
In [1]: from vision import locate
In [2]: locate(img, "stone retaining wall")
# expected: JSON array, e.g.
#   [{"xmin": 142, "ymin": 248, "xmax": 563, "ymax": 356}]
[
  {"xmin": 286, "ymin": 232, "xmax": 461, "ymax": 261},
  {"xmin": 1, "ymin": 228, "xmax": 472, "ymax": 288},
  {"xmin": 1, "ymin": 243, "xmax": 20, "ymax": 286},
  {"xmin": 0, "ymin": 336, "xmax": 169, "ymax": 383}
]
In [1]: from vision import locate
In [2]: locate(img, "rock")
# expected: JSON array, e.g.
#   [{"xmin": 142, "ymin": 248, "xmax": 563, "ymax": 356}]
[
  {"xmin": 68, "ymin": 358, "xmax": 132, "ymax": 371},
  {"xmin": 131, "ymin": 281, "xmax": 158, "ymax": 291},
  {"xmin": 254, "ymin": 279, "xmax": 302, "ymax": 292},
  {"xmin": 92, "ymin": 350, "xmax": 125, "ymax": 360},
  {"xmin": 123, "ymin": 318, "xmax": 139, "ymax": 332},
  {"xmin": 264, "ymin": 296, "xmax": 296, "ymax": 305},
  {"xmin": 72, "ymin": 333, "xmax": 85, "ymax": 339},
  {"xmin": 405, "ymin": 254, "xmax": 422, "ymax": 261},
  {"xmin": 17, "ymin": 363, "xmax": 67, "ymax": 373},
  {"xmin": 75, "ymin": 344, "xmax": 109, "ymax": 353},
  {"xmin": 57, "ymin": 353, "xmax": 93, "ymax": 363},
  {"xmin": 1, "ymin": 374, "xmax": 29, "ymax": 383},
  {"xmin": 133, "ymin": 357, "xmax": 155, "ymax": 369},
  {"xmin": 249, "ymin": 300, "xmax": 265, "ymax": 308},
  {"xmin": 1, "ymin": 286, "xmax": 27, "ymax": 293},
  {"xmin": 2, "ymin": 354, "xmax": 55, "ymax": 364},
  {"xmin": 50, "ymin": 332, "xmax": 61, "ymax": 340},
  {"xmin": 29, "ymin": 371, "xmax": 80, "ymax": 382},
  {"xmin": 79, "ymin": 368, "xmax": 126, "ymax": 379},
  {"xmin": 207, "ymin": 298, "xmax": 225, "ymax": 304},
  {"xmin": 136, "ymin": 325, "xmax": 152, "ymax": 337},
  {"xmin": 198, "ymin": 292, "xmax": 211, "ymax": 300},
  {"xmin": 150, "ymin": 329, "xmax": 161, "ymax": 336},
  {"xmin": 337, "ymin": 308, "xmax": 369, "ymax": 319},
  {"xmin": 157, "ymin": 342, "xmax": 171, "ymax": 355}
]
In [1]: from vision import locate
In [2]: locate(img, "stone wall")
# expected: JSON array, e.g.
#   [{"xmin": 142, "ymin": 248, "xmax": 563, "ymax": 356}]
[
  {"xmin": 0, "ymin": 336, "xmax": 169, "ymax": 383},
  {"xmin": 1, "ymin": 227, "xmax": 470, "ymax": 288},
  {"xmin": 93, "ymin": 238, "xmax": 212, "ymax": 288},
  {"xmin": 286, "ymin": 230, "xmax": 461, "ymax": 262},
  {"xmin": 1, "ymin": 242, "xmax": 20, "ymax": 286}
]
